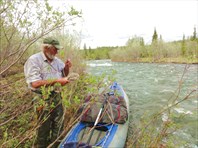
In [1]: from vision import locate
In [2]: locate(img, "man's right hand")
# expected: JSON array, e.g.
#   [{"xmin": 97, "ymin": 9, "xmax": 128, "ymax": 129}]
[{"xmin": 57, "ymin": 77, "xmax": 70, "ymax": 86}]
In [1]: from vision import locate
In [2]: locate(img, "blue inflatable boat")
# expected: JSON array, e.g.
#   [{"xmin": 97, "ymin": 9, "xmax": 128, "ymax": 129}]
[{"xmin": 59, "ymin": 82, "xmax": 129, "ymax": 148}]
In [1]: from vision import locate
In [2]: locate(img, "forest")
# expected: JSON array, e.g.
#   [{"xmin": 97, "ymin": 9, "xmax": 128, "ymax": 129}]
[{"xmin": 82, "ymin": 28, "xmax": 197, "ymax": 64}]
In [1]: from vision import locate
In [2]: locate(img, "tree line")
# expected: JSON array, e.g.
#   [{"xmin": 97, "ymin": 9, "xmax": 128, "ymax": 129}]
[{"xmin": 82, "ymin": 27, "xmax": 198, "ymax": 63}]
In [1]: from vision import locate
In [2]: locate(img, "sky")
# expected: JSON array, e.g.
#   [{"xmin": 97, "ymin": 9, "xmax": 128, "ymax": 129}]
[{"xmin": 50, "ymin": 0, "xmax": 198, "ymax": 48}]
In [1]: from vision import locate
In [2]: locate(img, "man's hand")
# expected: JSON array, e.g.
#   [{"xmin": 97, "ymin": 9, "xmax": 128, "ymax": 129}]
[
  {"xmin": 67, "ymin": 73, "xmax": 79, "ymax": 81},
  {"xmin": 65, "ymin": 59, "xmax": 72, "ymax": 68},
  {"xmin": 64, "ymin": 59, "xmax": 72, "ymax": 77},
  {"xmin": 57, "ymin": 77, "xmax": 70, "ymax": 86}
]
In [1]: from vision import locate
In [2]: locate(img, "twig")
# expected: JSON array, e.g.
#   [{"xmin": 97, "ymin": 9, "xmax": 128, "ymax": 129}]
[
  {"xmin": 0, "ymin": 104, "xmax": 33, "ymax": 126},
  {"xmin": 131, "ymin": 88, "xmax": 196, "ymax": 146}
]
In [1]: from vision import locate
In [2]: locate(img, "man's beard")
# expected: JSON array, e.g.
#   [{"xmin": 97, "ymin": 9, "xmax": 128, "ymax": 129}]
[{"xmin": 46, "ymin": 52, "xmax": 55, "ymax": 60}]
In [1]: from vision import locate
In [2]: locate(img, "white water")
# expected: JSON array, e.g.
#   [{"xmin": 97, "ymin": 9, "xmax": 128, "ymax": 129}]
[{"xmin": 87, "ymin": 60, "xmax": 198, "ymax": 147}]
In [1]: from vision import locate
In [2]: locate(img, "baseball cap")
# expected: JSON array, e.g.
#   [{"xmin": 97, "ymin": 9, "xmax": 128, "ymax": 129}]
[{"xmin": 43, "ymin": 37, "xmax": 63, "ymax": 50}]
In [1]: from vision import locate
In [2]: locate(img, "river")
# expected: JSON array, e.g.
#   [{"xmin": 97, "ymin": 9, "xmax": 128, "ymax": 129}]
[{"xmin": 86, "ymin": 59, "xmax": 198, "ymax": 148}]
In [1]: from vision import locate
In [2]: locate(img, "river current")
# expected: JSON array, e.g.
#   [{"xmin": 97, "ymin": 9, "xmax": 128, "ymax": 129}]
[{"xmin": 86, "ymin": 60, "xmax": 198, "ymax": 148}]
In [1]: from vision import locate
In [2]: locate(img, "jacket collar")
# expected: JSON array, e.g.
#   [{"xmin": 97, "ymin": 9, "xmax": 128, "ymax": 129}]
[{"xmin": 41, "ymin": 52, "xmax": 47, "ymax": 61}]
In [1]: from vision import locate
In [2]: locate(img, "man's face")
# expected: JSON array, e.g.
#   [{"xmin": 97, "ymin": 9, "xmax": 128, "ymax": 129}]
[{"xmin": 45, "ymin": 46, "xmax": 59, "ymax": 60}]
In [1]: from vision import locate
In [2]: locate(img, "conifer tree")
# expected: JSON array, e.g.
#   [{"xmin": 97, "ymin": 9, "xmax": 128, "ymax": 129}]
[
  {"xmin": 84, "ymin": 43, "xmax": 88, "ymax": 56},
  {"xmin": 159, "ymin": 35, "xmax": 163, "ymax": 41},
  {"xmin": 181, "ymin": 34, "xmax": 186, "ymax": 56},
  {"xmin": 140, "ymin": 37, "xmax": 145, "ymax": 46},
  {"xmin": 152, "ymin": 27, "xmax": 158, "ymax": 44},
  {"xmin": 191, "ymin": 26, "xmax": 197, "ymax": 41}
]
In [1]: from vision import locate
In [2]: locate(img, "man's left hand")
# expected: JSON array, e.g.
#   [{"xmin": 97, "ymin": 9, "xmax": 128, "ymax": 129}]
[{"xmin": 65, "ymin": 59, "xmax": 72, "ymax": 68}]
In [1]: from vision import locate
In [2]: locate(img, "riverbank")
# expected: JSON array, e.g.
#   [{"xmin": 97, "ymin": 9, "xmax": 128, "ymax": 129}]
[
  {"xmin": 111, "ymin": 57, "xmax": 198, "ymax": 64},
  {"xmin": 0, "ymin": 68, "xmax": 110, "ymax": 147}
]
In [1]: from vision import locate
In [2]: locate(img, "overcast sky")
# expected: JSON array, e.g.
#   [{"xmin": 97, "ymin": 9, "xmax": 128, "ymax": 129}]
[{"xmin": 50, "ymin": 0, "xmax": 198, "ymax": 48}]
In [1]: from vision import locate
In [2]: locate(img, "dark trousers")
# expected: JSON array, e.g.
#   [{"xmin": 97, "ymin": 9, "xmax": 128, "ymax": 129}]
[{"xmin": 35, "ymin": 92, "xmax": 64, "ymax": 148}]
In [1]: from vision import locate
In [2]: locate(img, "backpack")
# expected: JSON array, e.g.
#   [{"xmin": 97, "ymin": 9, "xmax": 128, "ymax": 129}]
[{"xmin": 79, "ymin": 94, "xmax": 128, "ymax": 124}]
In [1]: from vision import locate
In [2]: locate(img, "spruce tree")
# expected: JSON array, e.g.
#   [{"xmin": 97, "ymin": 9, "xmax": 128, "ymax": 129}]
[
  {"xmin": 181, "ymin": 34, "xmax": 186, "ymax": 56},
  {"xmin": 152, "ymin": 27, "xmax": 158, "ymax": 44},
  {"xmin": 84, "ymin": 43, "xmax": 88, "ymax": 56},
  {"xmin": 191, "ymin": 27, "xmax": 197, "ymax": 41},
  {"xmin": 159, "ymin": 35, "xmax": 163, "ymax": 41},
  {"xmin": 140, "ymin": 37, "xmax": 145, "ymax": 46}
]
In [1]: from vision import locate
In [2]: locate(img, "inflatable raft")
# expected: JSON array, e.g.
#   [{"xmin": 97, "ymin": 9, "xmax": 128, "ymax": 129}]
[{"xmin": 59, "ymin": 82, "xmax": 129, "ymax": 148}]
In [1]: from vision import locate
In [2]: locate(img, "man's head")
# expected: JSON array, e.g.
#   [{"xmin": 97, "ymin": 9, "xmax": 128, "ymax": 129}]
[{"xmin": 42, "ymin": 37, "xmax": 63, "ymax": 61}]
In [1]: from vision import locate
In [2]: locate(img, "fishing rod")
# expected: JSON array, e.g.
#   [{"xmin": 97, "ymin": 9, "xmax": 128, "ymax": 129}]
[{"xmin": 87, "ymin": 93, "xmax": 109, "ymax": 145}]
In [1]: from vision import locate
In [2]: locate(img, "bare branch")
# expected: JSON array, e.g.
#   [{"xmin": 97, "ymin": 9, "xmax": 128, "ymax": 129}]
[{"xmin": 0, "ymin": 1, "xmax": 12, "ymax": 14}]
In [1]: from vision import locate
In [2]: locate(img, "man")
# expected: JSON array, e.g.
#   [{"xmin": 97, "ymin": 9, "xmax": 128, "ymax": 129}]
[{"xmin": 24, "ymin": 37, "xmax": 72, "ymax": 148}]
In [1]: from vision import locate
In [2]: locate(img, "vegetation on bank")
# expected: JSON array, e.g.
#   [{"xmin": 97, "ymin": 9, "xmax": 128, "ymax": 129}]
[
  {"xmin": 82, "ymin": 28, "xmax": 198, "ymax": 64},
  {"xmin": 0, "ymin": 68, "xmax": 113, "ymax": 147},
  {"xmin": 82, "ymin": 46, "xmax": 117, "ymax": 60},
  {"xmin": 0, "ymin": 0, "xmax": 85, "ymax": 147}
]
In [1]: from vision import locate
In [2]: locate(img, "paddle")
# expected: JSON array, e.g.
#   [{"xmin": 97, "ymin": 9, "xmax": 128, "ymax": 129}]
[{"xmin": 87, "ymin": 93, "xmax": 109, "ymax": 145}]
